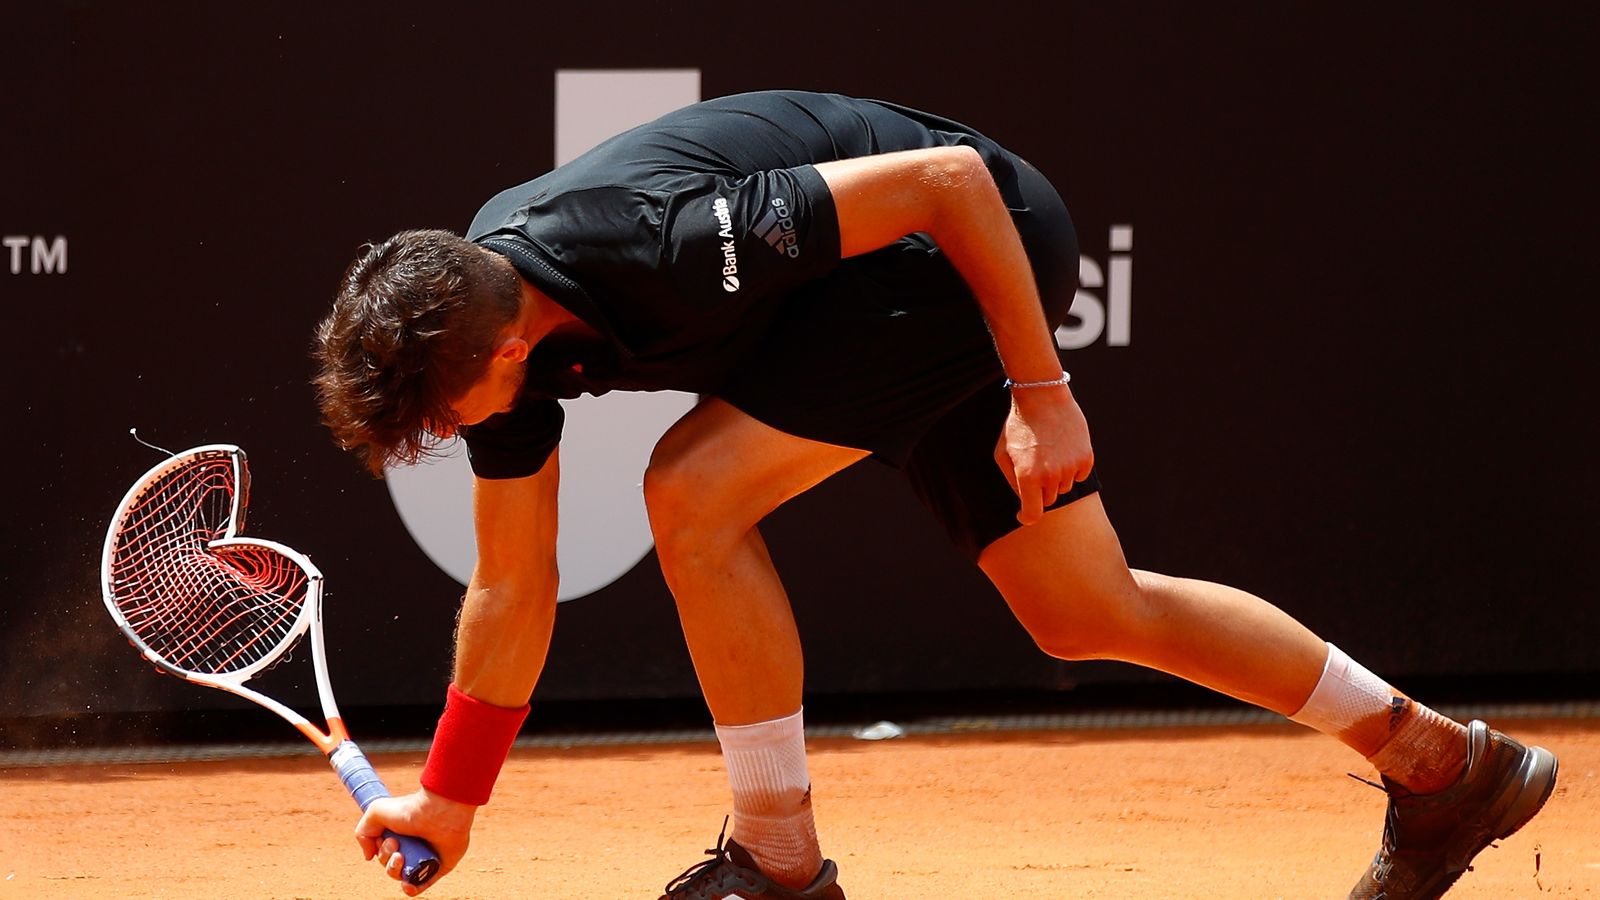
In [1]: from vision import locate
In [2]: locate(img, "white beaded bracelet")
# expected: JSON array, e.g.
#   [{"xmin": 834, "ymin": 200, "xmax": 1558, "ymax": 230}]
[{"xmin": 1003, "ymin": 372, "xmax": 1071, "ymax": 390}]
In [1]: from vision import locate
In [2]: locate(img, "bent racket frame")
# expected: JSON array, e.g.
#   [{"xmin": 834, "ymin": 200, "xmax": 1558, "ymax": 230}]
[{"xmin": 101, "ymin": 443, "xmax": 440, "ymax": 886}]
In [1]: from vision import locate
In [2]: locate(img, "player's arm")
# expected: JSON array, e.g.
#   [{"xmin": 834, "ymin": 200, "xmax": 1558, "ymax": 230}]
[
  {"xmin": 452, "ymin": 449, "xmax": 562, "ymax": 706},
  {"xmin": 356, "ymin": 449, "xmax": 562, "ymax": 895},
  {"xmin": 814, "ymin": 147, "xmax": 1092, "ymax": 524}
]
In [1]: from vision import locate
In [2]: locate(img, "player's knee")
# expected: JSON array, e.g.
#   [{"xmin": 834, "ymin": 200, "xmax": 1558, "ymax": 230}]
[
  {"xmin": 1019, "ymin": 579, "xmax": 1157, "ymax": 661},
  {"xmin": 641, "ymin": 454, "xmax": 697, "ymax": 537},
  {"xmin": 1028, "ymin": 624, "xmax": 1124, "ymax": 661},
  {"xmin": 1013, "ymin": 599, "xmax": 1131, "ymax": 660},
  {"xmin": 642, "ymin": 448, "xmax": 739, "ymax": 559}
]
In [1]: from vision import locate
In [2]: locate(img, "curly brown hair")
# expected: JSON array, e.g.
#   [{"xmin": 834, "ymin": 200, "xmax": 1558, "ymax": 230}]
[{"xmin": 313, "ymin": 229, "xmax": 522, "ymax": 476}]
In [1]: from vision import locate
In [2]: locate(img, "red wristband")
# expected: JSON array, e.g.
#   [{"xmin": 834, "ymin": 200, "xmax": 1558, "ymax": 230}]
[{"xmin": 419, "ymin": 684, "xmax": 530, "ymax": 806}]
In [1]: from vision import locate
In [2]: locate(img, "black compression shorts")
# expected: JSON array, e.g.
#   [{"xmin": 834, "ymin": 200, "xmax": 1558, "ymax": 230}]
[{"xmin": 719, "ymin": 157, "xmax": 1100, "ymax": 559}]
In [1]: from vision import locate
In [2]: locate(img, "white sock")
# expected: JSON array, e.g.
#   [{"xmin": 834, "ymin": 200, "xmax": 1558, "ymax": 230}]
[
  {"xmin": 1288, "ymin": 642, "xmax": 1396, "ymax": 751},
  {"xmin": 715, "ymin": 707, "xmax": 823, "ymax": 889}
]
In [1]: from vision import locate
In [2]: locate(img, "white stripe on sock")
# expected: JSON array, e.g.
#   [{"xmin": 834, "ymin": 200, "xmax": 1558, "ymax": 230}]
[{"xmin": 1288, "ymin": 642, "xmax": 1395, "ymax": 736}]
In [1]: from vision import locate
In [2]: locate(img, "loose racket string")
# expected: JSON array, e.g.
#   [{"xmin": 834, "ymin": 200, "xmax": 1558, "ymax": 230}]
[{"xmin": 128, "ymin": 427, "xmax": 175, "ymax": 458}]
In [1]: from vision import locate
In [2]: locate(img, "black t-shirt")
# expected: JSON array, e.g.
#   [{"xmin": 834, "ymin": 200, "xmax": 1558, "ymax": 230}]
[{"xmin": 461, "ymin": 90, "xmax": 1021, "ymax": 479}]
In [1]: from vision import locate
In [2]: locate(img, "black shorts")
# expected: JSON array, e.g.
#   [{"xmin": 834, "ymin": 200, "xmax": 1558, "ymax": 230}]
[{"xmin": 719, "ymin": 157, "xmax": 1099, "ymax": 559}]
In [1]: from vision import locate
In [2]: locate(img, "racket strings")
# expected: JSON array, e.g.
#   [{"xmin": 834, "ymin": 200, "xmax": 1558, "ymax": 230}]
[{"xmin": 107, "ymin": 457, "xmax": 310, "ymax": 676}]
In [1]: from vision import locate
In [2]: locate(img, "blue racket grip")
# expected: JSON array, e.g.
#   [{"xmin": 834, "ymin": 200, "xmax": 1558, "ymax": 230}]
[{"xmin": 329, "ymin": 740, "xmax": 442, "ymax": 887}]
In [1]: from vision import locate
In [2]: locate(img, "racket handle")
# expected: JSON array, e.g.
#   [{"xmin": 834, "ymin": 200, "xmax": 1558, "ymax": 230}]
[{"xmin": 329, "ymin": 740, "xmax": 442, "ymax": 887}]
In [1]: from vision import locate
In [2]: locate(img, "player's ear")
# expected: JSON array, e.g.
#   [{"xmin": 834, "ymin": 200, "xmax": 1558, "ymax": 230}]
[{"xmin": 494, "ymin": 336, "xmax": 530, "ymax": 364}]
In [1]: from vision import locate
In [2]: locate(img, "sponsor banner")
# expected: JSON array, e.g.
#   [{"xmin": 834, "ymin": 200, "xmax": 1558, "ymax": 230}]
[{"xmin": 2, "ymin": 4, "xmax": 1596, "ymax": 721}]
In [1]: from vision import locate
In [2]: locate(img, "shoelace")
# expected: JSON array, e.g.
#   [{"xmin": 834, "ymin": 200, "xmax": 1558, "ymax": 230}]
[
  {"xmin": 1347, "ymin": 773, "xmax": 1405, "ymax": 852},
  {"xmin": 1345, "ymin": 771, "xmax": 1484, "ymax": 879},
  {"xmin": 1347, "ymin": 772, "xmax": 1386, "ymax": 792},
  {"xmin": 664, "ymin": 816, "xmax": 735, "ymax": 897}
]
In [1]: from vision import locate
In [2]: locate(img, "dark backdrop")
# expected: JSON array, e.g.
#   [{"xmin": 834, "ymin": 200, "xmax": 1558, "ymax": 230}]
[{"xmin": 3, "ymin": 2, "xmax": 1596, "ymax": 735}]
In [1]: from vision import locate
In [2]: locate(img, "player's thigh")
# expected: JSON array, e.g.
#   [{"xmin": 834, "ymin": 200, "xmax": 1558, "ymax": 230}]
[
  {"xmin": 645, "ymin": 396, "xmax": 869, "ymax": 528},
  {"xmin": 976, "ymin": 493, "xmax": 1145, "ymax": 644}
]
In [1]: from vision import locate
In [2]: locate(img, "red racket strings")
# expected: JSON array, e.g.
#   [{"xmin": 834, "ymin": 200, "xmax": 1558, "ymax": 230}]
[{"xmin": 107, "ymin": 457, "xmax": 308, "ymax": 676}]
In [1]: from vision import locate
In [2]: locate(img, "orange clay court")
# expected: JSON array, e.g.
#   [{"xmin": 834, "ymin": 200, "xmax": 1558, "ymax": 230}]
[{"xmin": 2, "ymin": 716, "xmax": 1597, "ymax": 898}]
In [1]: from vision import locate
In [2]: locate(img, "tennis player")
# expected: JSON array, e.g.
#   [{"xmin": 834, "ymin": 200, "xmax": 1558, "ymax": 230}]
[{"xmin": 313, "ymin": 90, "xmax": 1556, "ymax": 899}]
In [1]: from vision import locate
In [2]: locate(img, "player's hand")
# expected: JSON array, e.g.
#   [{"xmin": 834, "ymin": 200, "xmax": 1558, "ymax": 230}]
[
  {"xmin": 356, "ymin": 788, "xmax": 476, "ymax": 895},
  {"xmin": 995, "ymin": 384, "xmax": 1094, "ymax": 525}
]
